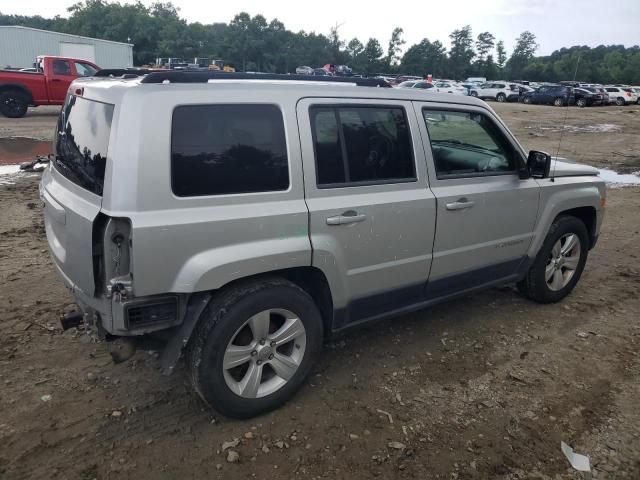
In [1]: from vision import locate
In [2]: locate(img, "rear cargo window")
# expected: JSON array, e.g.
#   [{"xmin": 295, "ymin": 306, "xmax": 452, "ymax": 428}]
[
  {"xmin": 54, "ymin": 96, "xmax": 114, "ymax": 196},
  {"xmin": 171, "ymin": 104, "xmax": 289, "ymax": 196}
]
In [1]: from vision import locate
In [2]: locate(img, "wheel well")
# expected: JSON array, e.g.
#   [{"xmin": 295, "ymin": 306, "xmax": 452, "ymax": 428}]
[
  {"xmin": 557, "ymin": 207, "xmax": 597, "ymax": 248},
  {"xmin": 278, "ymin": 267, "xmax": 334, "ymax": 336},
  {"xmin": 0, "ymin": 85, "xmax": 33, "ymax": 104},
  {"xmin": 206, "ymin": 267, "xmax": 335, "ymax": 336}
]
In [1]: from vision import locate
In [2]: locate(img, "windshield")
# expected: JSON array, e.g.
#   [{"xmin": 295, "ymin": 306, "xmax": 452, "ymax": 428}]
[{"xmin": 54, "ymin": 95, "xmax": 114, "ymax": 196}]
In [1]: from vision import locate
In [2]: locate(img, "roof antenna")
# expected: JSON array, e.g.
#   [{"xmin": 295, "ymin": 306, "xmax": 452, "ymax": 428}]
[{"xmin": 551, "ymin": 52, "xmax": 581, "ymax": 182}]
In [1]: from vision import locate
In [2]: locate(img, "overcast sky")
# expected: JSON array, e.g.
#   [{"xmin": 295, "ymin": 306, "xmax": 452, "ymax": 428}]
[{"xmin": 4, "ymin": 0, "xmax": 639, "ymax": 55}]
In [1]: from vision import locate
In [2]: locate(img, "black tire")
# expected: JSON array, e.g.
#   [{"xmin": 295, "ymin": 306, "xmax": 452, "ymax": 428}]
[
  {"xmin": 615, "ymin": 97, "xmax": 625, "ymax": 106},
  {"xmin": 0, "ymin": 90, "xmax": 29, "ymax": 118},
  {"xmin": 496, "ymin": 93, "xmax": 506, "ymax": 102},
  {"xmin": 470, "ymin": 91, "xmax": 478, "ymax": 97},
  {"xmin": 517, "ymin": 216, "xmax": 589, "ymax": 303},
  {"xmin": 185, "ymin": 277, "xmax": 323, "ymax": 418},
  {"xmin": 553, "ymin": 97, "xmax": 564, "ymax": 107},
  {"xmin": 576, "ymin": 98, "xmax": 587, "ymax": 108}
]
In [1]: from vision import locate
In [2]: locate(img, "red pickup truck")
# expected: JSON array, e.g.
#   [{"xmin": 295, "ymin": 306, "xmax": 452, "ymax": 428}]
[{"xmin": 0, "ymin": 55, "xmax": 100, "ymax": 118}]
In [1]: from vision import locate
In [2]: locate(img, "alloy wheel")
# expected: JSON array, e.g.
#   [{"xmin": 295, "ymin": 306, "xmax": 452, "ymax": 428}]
[
  {"xmin": 222, "ymin": 308, "xmax": 307, "ymax": 398},
  {"xmin": 545, "ymin": 233, "xmax": 581, "ymax": 291}
]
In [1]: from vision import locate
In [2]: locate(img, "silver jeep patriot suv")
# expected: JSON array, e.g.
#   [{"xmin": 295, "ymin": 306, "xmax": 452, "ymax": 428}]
[{"xmin": 41, "ymin": 71, "xmax": 606, "ymax": 418}]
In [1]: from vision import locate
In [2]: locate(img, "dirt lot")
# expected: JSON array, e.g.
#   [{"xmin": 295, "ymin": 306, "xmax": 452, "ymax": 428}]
[{"xmin": 0, "ymin": 102, "xmax": 639, "ymax": 480}]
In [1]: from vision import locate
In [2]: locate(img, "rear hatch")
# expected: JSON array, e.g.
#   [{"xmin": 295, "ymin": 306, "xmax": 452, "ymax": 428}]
[{"xmin": 41, "ymin": 94, "xmax": 114, "ymax": 295}]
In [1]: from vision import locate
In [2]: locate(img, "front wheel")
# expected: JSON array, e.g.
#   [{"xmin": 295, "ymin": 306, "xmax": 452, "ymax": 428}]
[
  {"xmin": 553, "ymin": 97, "xmax": 565, "ymax": 107},
  {"xmin": 517, "ymin": 216, "xmax": 589, "ymax": 303},
  {"xmin": 470, "ymin": 91, "xmax": 478, "ymax": 97},
  {"xmin": 496, "ymin": 93, "xmax": 506, "ymax": 102},
  {"xmin": 0, "ymin": 90, "xmax": 29, "ymax": 118},
  {"xmin": 186, "ymin": 277, "xmax": 323, "ymax": 418},
  {"xmin": 523, "ymin": 97, "xmax": 532, "ymax": 104},
  {"xmin": 576, "ymin": 98, "xmax": 587, "ymax": 108}
]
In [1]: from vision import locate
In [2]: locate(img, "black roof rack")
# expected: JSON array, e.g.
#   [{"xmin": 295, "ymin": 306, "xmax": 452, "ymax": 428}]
[
  {"xmin": 95, "ymin": 68, "xmax": 155, "ymax": 77},
  {"xmin": 139, "ymin": 71, "xmax": 390, "ymax": 87}
]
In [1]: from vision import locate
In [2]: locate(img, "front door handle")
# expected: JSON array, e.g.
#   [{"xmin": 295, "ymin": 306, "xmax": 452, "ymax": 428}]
[
  {"xmin": 446, "ymin": 199, "xmax": 475, "ymax": 211},
  {"xmin": 326, "ymin": 210, "xmax": 367, "ymax": 225},
  {"xmin": 51, "ymin": 79, "xmax": 61, "ymax": 82}
]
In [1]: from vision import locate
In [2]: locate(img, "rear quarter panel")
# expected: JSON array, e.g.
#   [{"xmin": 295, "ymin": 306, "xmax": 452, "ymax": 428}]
[{"xmin": 100, "ymin": 85, "xmax": 312, "ymax": 297}]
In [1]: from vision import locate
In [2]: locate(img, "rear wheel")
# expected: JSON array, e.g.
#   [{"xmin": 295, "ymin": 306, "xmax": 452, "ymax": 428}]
[
  {"xmin": 615, "ymin": 97, "xmax": 625, "ymax": 106},
  {"xmin": 517, "ymin": 216, "xmax": 589, "ymax": 303},
  {"xmin": 186, "ymin": 277, "xmax": 323, "ymax": 418},
  {"xmin": 0, "ymin": 90, "xmax": 29, "ymax": 118},
  {"xmin": 576, "ymin": 98, "xmax": 587, "ymax": 108},
  {"xmin": 553, "ymin": 97, "xmax": 565, "ymax": 107},
  {"xmin": 470, "ymin": 91, "xmax": 478, "ymax": 97},
  {"xmin": 523, "ymin": 97, "xmax": 532, "ymax": 104},
  {"xmin": 496, "ymin": 93, "xmax": 506, "ymax": 102}
]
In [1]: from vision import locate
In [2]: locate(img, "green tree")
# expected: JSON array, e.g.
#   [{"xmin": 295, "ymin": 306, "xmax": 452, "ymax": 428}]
[
  {"xmin": 448, "ymin": 25, "xmax": 475, "ymax": 79},
  {"xmin": 401, "ymin": 38, "xmax": 447, "ymax": 76},
  {"xmin": 475, "ymin": 32, "xmax": 495, "ymax": 62},
  {"xmin": 484, "ymin": 54, "xmax": 498, "ymax": 79},
  {"xmin": 362, "ymin": 38, "xmax": 384, "ymax": 73},
  {"xmin": 4, "ymin": 6, "xmax": 640, "ymax": 83},
  {"xmin": 506, "ymin": 31, "xmax": 538, "ymax": 78},
  {"xmin": 496, "ymin": 40, "xmax": 507, "ymax": 70},
  {"xmin": 386, "ymin": 27, "xmax": 405, "ymax": 70}
]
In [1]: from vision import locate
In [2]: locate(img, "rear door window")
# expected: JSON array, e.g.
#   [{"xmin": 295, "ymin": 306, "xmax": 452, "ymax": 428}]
[
  {"xmin": 171, "ymin": 104, "xmax": 289, "ymax": 196},
  {"xmin": 310, "ymin": 105, "xmax": 415, "ymax": 187},
  {"xmin": 54, "ymin": 95, "xmax": 114, "ymax": 195}
]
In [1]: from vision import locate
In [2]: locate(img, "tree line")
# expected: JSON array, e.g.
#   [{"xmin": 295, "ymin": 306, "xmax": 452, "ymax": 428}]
[{"xmin": 2, "ymin": 1, "xmax": 639, "ymax": 84}]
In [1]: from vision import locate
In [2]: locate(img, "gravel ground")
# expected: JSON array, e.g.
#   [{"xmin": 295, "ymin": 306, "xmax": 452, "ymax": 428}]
[{"xmin": 0, "ymin": 102, "xmax": 639, "ymax": 479}]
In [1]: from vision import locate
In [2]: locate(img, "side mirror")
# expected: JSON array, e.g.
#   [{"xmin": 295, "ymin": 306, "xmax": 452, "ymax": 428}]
[{"xmin": 527, "ymin": 150, "xmax": 552, "ymax": 178}]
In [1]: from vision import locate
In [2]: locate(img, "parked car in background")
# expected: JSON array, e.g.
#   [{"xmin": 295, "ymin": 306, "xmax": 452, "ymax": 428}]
[
  {"xmin": 433, "ymin": 81, "xmax": 467, "ymax": 95},
  {"xmin": 590, "ymin": 86, "xmax": 609, "ymax": 105},
  {"xmin": 0, "ymin": 55, "xmax": 100, "ymax": 118},
  {"xmin": 508, "ymin": 84, "xmax": 533, "ymax": 102},
  {"xmin": 622, "ymin": 87, "xmax": 638, "ymax": 104},
  {"xmin": 396, "ymin": 80, "xmax": 435, "ymax": 90},
  {"xmin": 522, "ymin": 85, "xmax": 574, "ymax": 106},
  {"xmin": 573, "ymin": 87, "xmax": 605, "ymax": 107},
  {"xmin": 312, "ymin": 68, "xmax": 331, "ymax": 76},
  {"xmin": 465, "ymin": 76, "xmax": 486, "ymax": 84},
  {"xmin": 470, "ymin": 81, "xmax": 513, "ymax": 102},
  {"xmin": 604, "ymin": 86, "xmax": 635, "ymax": 106},
  {"xmin": 390, "ymin": 75, "xmax": 422, "ymax": 86},
  {"xmin": 631, "ymin": 87, "xmax": 640, "ymax": 104},
  {"xmin": 295, "ymin": 66, "xmax": 314, "ymax": 75}
]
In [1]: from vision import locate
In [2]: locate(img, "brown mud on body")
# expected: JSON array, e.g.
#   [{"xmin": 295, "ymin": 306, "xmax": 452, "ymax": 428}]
[{"xmin": 0, "ymin": 137, "xmax": 52, "ymax": 165}]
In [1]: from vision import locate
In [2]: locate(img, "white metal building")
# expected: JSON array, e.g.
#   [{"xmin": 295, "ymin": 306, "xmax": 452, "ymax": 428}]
[{"xmin": 0, "ymin": 26, "xmax": 133, "ymax": 69}]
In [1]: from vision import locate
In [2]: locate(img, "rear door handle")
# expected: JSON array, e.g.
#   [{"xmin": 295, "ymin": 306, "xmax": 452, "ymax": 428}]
[
  {"xmin": 51, "ymin": 79, "xmax": 61, "ymax": 82},
  {"xmin": 326, "ymin": 210, "xmax": 367, "ymax": 225},
  {"xmin": 446, "ymin": 199, "xmax": 475, "ymax": 211}
]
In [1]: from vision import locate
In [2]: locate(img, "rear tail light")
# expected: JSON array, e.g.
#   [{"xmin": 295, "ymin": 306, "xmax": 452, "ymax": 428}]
[{"xmin": 627, "ymin": 92, "xmax": 632, "ymax": 97}]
